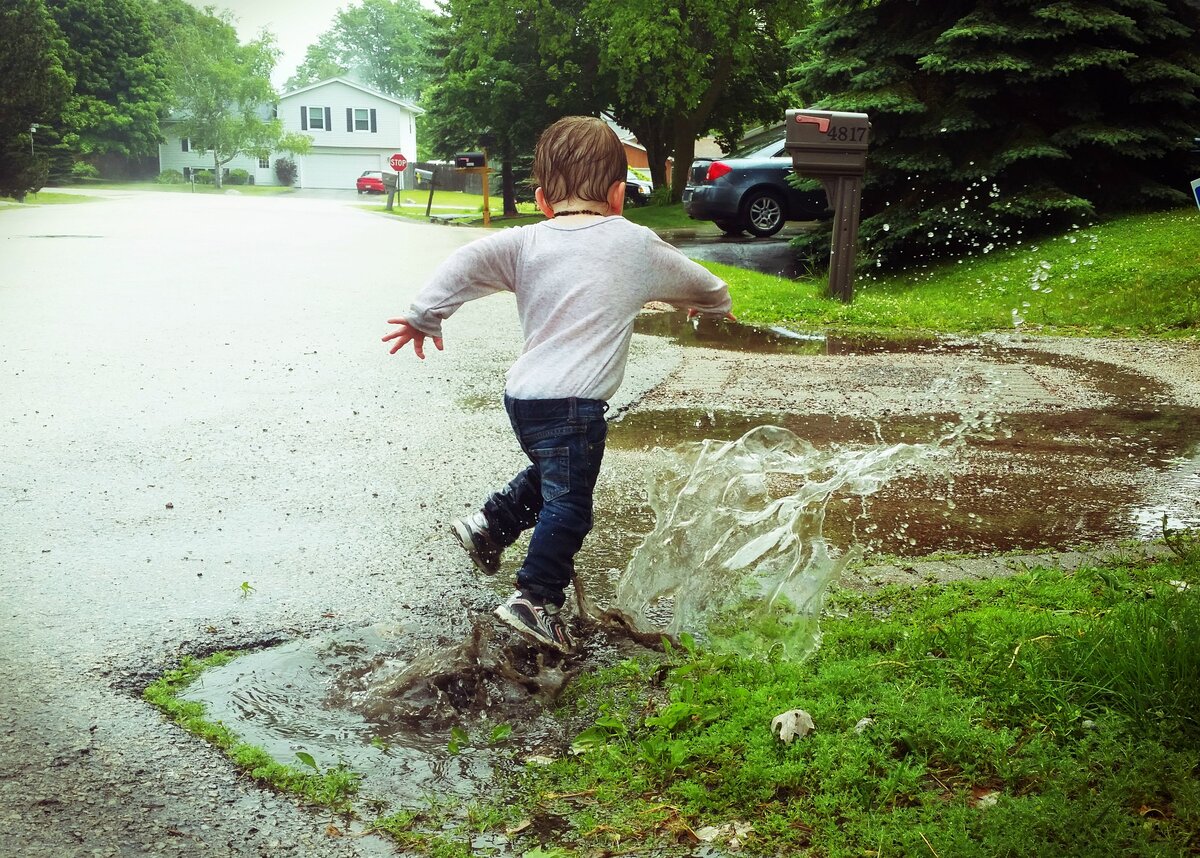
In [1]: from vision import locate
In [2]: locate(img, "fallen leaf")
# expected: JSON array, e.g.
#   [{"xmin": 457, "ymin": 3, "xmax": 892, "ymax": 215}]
[
  {"xmin": 771, "ymin": 709, "xmax": 815, "ymax": 744},
  {"xmin": 325, "ymin": 823, "xmax": 343, "ymax": 837},
  {"xmin": 505, "ymin": 819, "xmax": 532, "ymax": 836},
  {"xmin": 695, "ymin": 826, "xmax": 721, "ymax": 843}
]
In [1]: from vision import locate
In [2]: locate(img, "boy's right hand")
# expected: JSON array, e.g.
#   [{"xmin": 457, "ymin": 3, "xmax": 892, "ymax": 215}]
[{"xmin": 382, "ymin": 319, "xmax": 444, "ymax": 360}]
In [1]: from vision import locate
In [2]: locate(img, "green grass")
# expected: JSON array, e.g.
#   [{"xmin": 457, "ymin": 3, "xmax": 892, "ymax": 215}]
[
  {"xmin": 68, "ymin": 180, "xmax": 296, "ymax": 195},
  {"xmin": 717, "ymin": 208, "xmax": 1200, "ymax": 337},
  {"xmin": 0, "ymin": 191, "xmax": 102, "ymax": 205},
  {"xmin": 142, "ymin": 651, "xmax": 361, "ymax": 813},
  {"xmin": 500, "ymin": 554, "xmax": 1200, "ymax": 857}
]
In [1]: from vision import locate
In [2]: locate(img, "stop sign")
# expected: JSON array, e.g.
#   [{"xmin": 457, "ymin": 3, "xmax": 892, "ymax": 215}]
[{"xmin": 389, "ymin": 153, "xmax": 408, "ymax": 172}]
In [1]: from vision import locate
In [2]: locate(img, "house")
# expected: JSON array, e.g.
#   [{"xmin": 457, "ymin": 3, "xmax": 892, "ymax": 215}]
[{"xmin": 157, "ymin": 77, "xmax": 422, "ymax": 190}]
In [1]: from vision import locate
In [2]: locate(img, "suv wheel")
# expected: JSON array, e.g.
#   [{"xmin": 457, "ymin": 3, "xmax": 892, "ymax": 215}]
[
  {"xmin": 714, "ymin": 219, "xmax": 744, "ymax": 236},
  {"xmin": 742, "ymin": 189, "xmax": 785, "ymax": 237}
]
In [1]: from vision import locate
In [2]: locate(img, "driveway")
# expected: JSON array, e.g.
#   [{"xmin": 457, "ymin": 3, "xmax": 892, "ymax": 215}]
[{"xmin": 2, "ymin": 191, "xmax": 1197, "ymax": 856}]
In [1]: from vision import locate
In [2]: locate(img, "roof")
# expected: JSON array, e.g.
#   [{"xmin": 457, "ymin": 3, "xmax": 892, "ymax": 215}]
[{"xmin": 280, "ymin": 77, "xmax": 424, "ymax": 115}]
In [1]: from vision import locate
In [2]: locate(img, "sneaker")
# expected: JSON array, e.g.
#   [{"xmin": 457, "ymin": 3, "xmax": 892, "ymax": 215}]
[
  {"xmin": 450, "ymin": 511, "xmax": 501, "ymax": 575},
  {"xmin": 494, "ymin": 590, "xmax": 573, "ymax": 654}
]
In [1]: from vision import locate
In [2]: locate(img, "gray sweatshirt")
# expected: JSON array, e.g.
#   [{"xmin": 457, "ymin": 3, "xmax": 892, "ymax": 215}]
[{"xmin": 404, "ymin": 216, "xmax": 732, "ymax": 401}]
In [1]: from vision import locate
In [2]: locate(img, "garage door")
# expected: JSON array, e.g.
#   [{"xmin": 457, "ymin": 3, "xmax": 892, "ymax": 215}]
[{"xmin": 300, "ymin": 153, "xmax": 383, "ymax": 190}]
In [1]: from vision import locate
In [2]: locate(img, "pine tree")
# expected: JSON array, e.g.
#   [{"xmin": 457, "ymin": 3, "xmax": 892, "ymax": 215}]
[
  {"xmin": 791, "ymin": 0, "xmax": 1200, "ymax": 267},
  {"xmin": 0, "ymin": 0, "xmax": 72, "ymax": 200}
]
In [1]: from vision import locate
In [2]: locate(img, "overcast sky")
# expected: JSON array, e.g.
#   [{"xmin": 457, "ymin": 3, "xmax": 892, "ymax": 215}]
[{"xmin": 191, "ymin": 0, "xmax": 438, "ymax": 89}]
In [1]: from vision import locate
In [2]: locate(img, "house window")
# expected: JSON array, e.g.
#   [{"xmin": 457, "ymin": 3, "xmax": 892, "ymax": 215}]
[
  {"xmin": 308, "ymin": 106, "xmax": 325, "ymax": 129},
  {"xmin": 354, "ymin": 108, "xmax": 370, "ymax": 131},
  {"xmin": 181, "ymin": 137, "xmax": 190, "ymax": 153},
  {"xmin": 259, "ymin": 156, "xmax": 270, "ymax": 169}
]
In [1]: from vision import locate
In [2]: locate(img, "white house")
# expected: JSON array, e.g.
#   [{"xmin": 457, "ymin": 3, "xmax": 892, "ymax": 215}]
[{"xmin": 158, "ymin": 77, "xmax": 422, "ymax": 190}]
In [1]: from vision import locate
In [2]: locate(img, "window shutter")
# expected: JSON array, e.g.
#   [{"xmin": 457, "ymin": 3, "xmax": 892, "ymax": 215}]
[
  {"xmin": 324, "ymin": 107, "xmax": 331, "ymax": 131},
  {"xmin": 370, "ymin": 109, "xmax": 377, "ymax": 133},
  {"xmin": 347, "ymin": 108, "xmax": 353, "ymax": 132},
  {"xmin": 301, "ymin": 106, "xmax": 307, "ymax": 131}
]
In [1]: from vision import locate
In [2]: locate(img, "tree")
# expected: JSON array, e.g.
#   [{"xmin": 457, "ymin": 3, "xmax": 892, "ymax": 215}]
[
  {"xmin": 422, "ymin": 0, "xmax": 601, "ymax": 214},
  {"xmin": 0, "ymin": 0, "xmax": 73, "ymax": 200},
  {"xmin": 44, "ymin": 0, "xmax": 170, "ymax": 162},
  {"xmin": 162, "ymin": 10, "xmax": 310, "ymax": 189},
  {"xmin": 286, "ymin": 0, "xmax": 433, "ymax": 101},
  {"xmin": 791, "ymin": 0, "xmax": 1200, "ymax": 267},
  {"xmin": 585, "ymin": 0, "xmax": 810, "ymax": 198}
]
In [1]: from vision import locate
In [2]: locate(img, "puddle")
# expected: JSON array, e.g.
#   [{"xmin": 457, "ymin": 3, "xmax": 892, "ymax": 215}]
[
  {"xmin": 179, "ymin": 622, "xmax": 594, "ymax": 808},
  {"xmin": 633, "ymin": 312, "xmax": 949, "ymax": 355},
  {"xmin": 603, "ymin": 405, "xmax": 1200, "ymax": 556}
]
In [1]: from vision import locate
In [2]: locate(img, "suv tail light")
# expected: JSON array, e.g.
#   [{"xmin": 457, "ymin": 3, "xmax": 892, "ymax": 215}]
[{"xmin": 705, "ymin": 161, "xmax": 732, "ymax": 182}]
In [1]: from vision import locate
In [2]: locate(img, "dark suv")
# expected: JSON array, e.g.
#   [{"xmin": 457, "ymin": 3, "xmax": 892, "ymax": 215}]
[{"xmin": 683, "ymin": 137, "xmax": 830, "ymax": 237}]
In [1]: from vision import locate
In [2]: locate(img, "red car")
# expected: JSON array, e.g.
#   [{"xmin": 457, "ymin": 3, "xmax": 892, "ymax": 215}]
[{"xmin": 356, "ymin": 170, "xmax": 386, "ymax": 194}]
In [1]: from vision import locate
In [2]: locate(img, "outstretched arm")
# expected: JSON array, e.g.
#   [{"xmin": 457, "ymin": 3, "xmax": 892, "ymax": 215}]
[{"xmin": 382, "ymin": 319, "xmax": 444, "ymax": 360}]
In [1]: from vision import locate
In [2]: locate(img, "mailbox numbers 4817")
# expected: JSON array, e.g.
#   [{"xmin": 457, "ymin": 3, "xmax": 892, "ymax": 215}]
[{"xmin": 827, "ymin": 125, "xmax": 867, "ymax": 142}]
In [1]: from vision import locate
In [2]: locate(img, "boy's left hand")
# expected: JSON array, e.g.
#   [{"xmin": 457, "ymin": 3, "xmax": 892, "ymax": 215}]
[{"xmin": 382, "ymin": 319, "xmax": 444, "ymax": 359}]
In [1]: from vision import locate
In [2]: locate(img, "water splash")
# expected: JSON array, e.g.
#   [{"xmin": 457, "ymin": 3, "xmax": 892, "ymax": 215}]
[{"xmin": 613, "ymin": 417, "xmax": 984, "ymax": 660}]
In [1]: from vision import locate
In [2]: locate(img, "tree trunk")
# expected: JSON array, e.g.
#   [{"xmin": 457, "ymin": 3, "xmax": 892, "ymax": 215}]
[
  {"xmin": 670, "ymin": 122, "xmax": 700, "ymax": 204},
  {"xmin": 501, "ymin": 158, "xmax": 517, "ymax": 216},
  {"xmin": 213, "ymin": 151, "xmax": 222, "ymax": 189}
]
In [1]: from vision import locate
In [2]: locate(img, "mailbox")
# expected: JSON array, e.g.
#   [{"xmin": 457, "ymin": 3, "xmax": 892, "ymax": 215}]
[
  {"xmin": 454, "ymin": 152, "xmax": 486, "ymax": 169},
  {"xmin": 784, "ymin": 110, "xmax": 870, "ymax": 176},
  {"xmin": 783, "ymin": 109, "xmax": 872, "ymax": 303}
]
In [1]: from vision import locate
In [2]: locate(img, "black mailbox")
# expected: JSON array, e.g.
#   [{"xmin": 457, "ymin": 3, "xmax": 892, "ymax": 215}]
[
  {"xmin": 454, "ymin": 152, "xmax": 486, "ymax": 168},
  {"xmin": 783, "ymin": 109, "xmax": 872, "ymax": 303},
  {"xmin": 784, "ymin": 110, "xmax": 870, "ymax": 176}
]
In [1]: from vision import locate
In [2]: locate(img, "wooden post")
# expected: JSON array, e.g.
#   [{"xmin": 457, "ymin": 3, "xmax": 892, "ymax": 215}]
[
  {"xmin": 425, "ymin": 168, "xmax": 436, "ymax": 218},
  {"xmin": 481, "ymin": 149, "xmax": 491, "ymax": 226}
]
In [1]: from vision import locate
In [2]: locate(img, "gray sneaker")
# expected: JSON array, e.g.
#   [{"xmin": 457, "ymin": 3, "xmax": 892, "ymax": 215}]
[
  {"xmin": 450, "ymin": 511, "xmax": 502, "ymax": 575},
  {"xmin": 494, "ymin": 590, "xmax": 573, "ymax": 654}
]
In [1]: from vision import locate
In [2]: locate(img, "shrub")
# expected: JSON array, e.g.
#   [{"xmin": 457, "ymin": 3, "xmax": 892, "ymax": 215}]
[
  {"xmin": 156, "ymin": 169, "xmax": 184, "ymax": 185},
  {"xmin": 227, "ymin": 168, "xmax": 249, "ymax": 186},
  {"xmin": 193, "ymin": 170, "xmax": 214, "ymax": 185},
  {"xmin": 69, "ymin": 162, "xmax": 99, "ymax": 182},
  {"xmin": 274, "ymin": 158, "xmax": 297, "ymax": 186}
]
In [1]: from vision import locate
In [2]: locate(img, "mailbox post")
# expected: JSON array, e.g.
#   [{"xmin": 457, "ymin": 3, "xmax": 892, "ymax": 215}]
[
  {"xmin": 454, "ymin": 151, "xmax": 490, "ymax": 226},
  {"xmin": 785, "ymin": 109, "xmax": 871, "ymax": 302}
]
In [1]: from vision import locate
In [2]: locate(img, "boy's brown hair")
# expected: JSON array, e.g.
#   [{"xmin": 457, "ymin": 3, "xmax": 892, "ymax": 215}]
[{"xmin": 533, "ymin": 116, "xmax": 626, "ymax": 205}]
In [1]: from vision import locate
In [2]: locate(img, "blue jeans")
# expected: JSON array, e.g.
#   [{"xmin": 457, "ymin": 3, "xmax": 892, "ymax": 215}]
[{"xmin": 481, "ymin": 395, "xmax": 608, "ymax": 608}]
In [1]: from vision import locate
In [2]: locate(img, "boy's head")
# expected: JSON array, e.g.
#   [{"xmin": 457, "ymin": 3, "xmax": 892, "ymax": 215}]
[{"xmin": 533, "ymin": 116, "xmax": 626, "ymax": 207}]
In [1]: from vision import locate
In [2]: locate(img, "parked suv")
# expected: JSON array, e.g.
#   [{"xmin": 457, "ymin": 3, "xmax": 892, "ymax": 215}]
[{"xmin": 683, "ymin": 137, "xmax": 830, "ymax": 237}]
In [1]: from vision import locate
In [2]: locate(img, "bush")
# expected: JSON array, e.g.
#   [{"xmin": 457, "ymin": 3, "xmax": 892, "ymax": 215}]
[
  {"xmin": 274, "ymin": 158, "xmax": 297, "ymax": 186},
  {"xmin": 193, "ymin": 170, "xmax": 214, "ymax": 185},
  {"xmin": 227, "ymin": 168, "xmax": 249, "ymax": 186},
  {"xmin": 69, "ymin": 162, "xmax": 99, "ymax": 182},
  {"xmin": 156, "ymin": 169, "xmax": 184, "ymax": 185}
]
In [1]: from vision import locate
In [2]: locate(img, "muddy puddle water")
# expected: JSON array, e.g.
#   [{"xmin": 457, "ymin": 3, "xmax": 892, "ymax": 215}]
[{"xmin": 180, "ymin": 621, "xmax": 595, "ymax": 811}]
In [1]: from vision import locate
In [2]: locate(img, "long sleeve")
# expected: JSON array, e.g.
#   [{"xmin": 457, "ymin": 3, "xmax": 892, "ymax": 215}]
[
  {"xmin": 404, "ymin": 228, "xmax": 522, "ymax": 337},
  {"xmin": 640, "ymin": 231, "xmax": 732, "ymax": 315}
]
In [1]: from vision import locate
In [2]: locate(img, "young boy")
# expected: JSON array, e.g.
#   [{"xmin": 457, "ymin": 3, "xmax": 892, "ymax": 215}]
[{"xmin": 382, "ymin": 116, "xmax": 732, "ymax": 653}]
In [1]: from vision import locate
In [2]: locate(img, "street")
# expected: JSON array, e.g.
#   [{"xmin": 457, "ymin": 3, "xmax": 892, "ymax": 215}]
[
  {"xmin": 3, "ymin": 191, "xmax": 1198, "ymax": 856},
  {"xmin": 0, "ymin": 191, "xmax": 672, "ymax": 856}
]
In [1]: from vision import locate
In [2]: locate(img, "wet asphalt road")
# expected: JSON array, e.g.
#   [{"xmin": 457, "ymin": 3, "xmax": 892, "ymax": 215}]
[{"xmin": 0, "ymin": 191, "xmax": 680, "ymax": 856}]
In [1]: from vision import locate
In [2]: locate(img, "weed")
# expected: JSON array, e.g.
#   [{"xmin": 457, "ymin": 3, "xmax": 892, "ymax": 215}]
[{"xmin": 1162, "ymin": 514, "xmax": 1200, "ymax": 564}]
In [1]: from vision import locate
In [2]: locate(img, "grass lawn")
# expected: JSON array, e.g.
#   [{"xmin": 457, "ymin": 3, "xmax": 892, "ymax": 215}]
[
  {"xmin": 78, "ymin": 180, "xmax": 296, "ymax": 195},
  {"xmin": 491, "ymin": 550, "xmax": 1200, "ymax": 858},
  {"xmin": 0, "ymin": 191, "xmax": 103, "ymax": 206},
  {"xmin": 716, "ymin": 208, "xmax": 1200, "ymax": 338}
]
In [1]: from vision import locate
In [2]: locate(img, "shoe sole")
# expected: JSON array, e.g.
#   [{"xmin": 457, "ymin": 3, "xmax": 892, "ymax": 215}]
[
  {"xmin": 493, "ymin": 604, "xmax": 572, "ymax": 654},
  {"xmin": 450, "ymin": 520, "xmax": 499, "ymax": 576}
]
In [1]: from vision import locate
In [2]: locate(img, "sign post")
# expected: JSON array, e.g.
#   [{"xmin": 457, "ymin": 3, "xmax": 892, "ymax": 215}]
[
  {"xmin": 387, "ymin": 153, "xmax": 407, "ymax": 212},
  {"xmin": 784, "ymin": 110, "xmax": 871, "ymax": 302},
  {"xmin": 1191, "ymin": 177, "xmax": 1199, "ymax": 212},
  {"xmin": 453, "ymin": 151, "xmax": 491, "ymax": 225}
]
